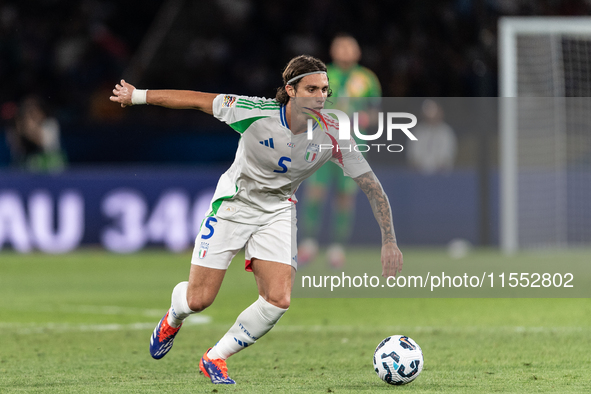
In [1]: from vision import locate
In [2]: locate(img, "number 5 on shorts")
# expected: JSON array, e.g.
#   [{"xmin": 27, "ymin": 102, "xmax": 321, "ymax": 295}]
[{"xmin": 201, "ymin": 217, "xmax": 218, "ymax": 239}]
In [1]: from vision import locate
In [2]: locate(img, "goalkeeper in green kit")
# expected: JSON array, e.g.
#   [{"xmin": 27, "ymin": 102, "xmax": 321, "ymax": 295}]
[{"xmin": 298, "ymin": 33, "xmax": 382, "ymax": 268}]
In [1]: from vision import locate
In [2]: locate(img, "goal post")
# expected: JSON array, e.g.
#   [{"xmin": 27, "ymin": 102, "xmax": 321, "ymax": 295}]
[{"xmin": 499, "ymin": 17, "xmax": 591, "ymax": 253}]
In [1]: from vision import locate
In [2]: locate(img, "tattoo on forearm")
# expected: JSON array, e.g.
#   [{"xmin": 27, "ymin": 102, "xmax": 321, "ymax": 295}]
[{"xmin": 354, "ymin": 172, "xmax": 396, "ymax": 244}]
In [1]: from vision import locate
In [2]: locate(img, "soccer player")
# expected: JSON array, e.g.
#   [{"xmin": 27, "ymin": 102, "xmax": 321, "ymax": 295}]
[
  {"xmin": 110, "ymin": 55, "xmax": 402, "ymax": 385},
  {"xmin": 299, "ymin": 33, "xmax": 382, "ymax": 268}
]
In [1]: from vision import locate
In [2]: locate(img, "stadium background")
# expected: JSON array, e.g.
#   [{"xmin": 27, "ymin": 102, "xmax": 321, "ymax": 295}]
[{"xmin": 0, "ymin": 1, "xmax": 590, "ymax": 250}]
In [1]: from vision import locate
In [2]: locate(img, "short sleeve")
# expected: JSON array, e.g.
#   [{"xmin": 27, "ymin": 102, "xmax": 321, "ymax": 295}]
[
  {"xmin": 212, "ymin": 94, "xmax": 240, "ymax": 124},
  {"xmin": 212, "ymin": 94, "xmax": 281, "ymax": 134}
]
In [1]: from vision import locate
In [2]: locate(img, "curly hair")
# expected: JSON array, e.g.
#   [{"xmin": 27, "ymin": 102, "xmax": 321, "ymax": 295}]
[{"xmin": 275, "ymin": 55, "xmax": 332, "ymax": 105}]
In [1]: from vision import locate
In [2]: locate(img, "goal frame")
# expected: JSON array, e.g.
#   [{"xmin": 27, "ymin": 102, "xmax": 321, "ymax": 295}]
[{"xmin": 499, "ymin": 17, "xmax": 591, "ymax": 254}]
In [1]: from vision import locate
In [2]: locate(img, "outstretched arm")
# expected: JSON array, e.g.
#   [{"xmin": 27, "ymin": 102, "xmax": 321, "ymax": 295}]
[
  {"xmin": 109, "ymin": 79, "xmax": 218, "ymax": 115},
  {"xmin": 354, "ymin": 171, "xmax": 403, "ymax": 278}
]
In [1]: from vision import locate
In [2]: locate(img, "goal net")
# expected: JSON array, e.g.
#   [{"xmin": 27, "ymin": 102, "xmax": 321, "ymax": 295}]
[{"xmin": 499, "ymin": 17, "xmax": 591, "ymax": 253}]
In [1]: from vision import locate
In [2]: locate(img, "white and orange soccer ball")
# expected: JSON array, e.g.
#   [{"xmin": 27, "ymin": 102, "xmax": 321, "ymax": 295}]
[{"xmin": 373, "ymin": 335, "xmax": 423, "ymax": 385}]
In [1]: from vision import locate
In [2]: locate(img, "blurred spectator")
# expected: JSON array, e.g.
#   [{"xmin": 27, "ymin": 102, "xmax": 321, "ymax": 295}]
[
  {"xmin": 406, "ymin": 99, "xmax": 457, "ymax": 175},
  {"xmin": 6, "ymin": 95, "xmax": 66, "ymax": 172}
]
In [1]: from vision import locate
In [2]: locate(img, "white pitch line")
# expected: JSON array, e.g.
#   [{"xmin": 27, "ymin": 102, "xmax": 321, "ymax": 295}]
[
  {"xmin": 0, "ymin": 314, "xmax": 211, "ymax": 335},
  {"xmin": 58, "ymin": 304, "xmax": 168, "ymax": 317},
  {"xmin": 2, "ymin": 319, "xmax": 587, "ymax": 336},
  {"xmin": 4, "ymin": 304, "xmax": 172, "ymax": 317}
]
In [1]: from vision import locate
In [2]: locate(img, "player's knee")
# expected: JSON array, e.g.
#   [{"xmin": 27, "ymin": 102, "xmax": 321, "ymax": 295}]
[
  {"xmin": 264, "ymin": 293, "xmax": 291, "ymax": 310},
  {"xmin": 186, "ymin": 294, "xmax": 214, "ymax": 312}
]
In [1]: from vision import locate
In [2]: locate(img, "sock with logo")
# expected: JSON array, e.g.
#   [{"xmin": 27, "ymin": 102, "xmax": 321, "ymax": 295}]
[
  {"xmin": 207, "ymin": 295, "xmax": 288, "ymax": 360},
  {"xmin": 167, "ymin": 281, "xmax": 195, "ymax": 328}
]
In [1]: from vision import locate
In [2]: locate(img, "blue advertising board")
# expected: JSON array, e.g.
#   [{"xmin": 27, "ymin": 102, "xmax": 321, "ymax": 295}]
[{"xmin": 0, "ymin": 167, "xmax": 496, "ymax": 253}]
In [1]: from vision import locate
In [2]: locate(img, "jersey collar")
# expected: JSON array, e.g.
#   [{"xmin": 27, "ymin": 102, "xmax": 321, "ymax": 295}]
[
  {"xmin": 280, "ymin": 104, "xmax": 319, "ymax": 133},
  {"xmin": 280, "ymin": 104, "xmax": 288, "ymax": 128}
]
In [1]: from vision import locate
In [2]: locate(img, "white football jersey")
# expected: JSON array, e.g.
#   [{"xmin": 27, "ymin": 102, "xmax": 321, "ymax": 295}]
[{"xmin": 206, "ymin": 94, "xmax": 371, "ymax": 224}]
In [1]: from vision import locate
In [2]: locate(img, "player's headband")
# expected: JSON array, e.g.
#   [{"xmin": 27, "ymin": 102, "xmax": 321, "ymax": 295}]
[{"xmin": 286, "ymin": 71, "xmax": 327, "ymax": 85}]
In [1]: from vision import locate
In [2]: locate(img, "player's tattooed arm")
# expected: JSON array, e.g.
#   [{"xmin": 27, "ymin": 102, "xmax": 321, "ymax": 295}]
[
  {"xmin": 354, "ymin": 171, "xmax": 403, "ymax": 277},
  {"xmin": 354, "ymin": 171, "xmax": 396, "ymax": 244}
]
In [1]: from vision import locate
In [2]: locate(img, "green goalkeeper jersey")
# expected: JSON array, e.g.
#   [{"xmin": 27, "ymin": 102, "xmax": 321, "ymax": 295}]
[
  {"xmin": 326, "ymin": 64, "xmax": 381, "ymax": 138},
  {"xmin": 327, "ymin": 64, "xmax": 381, "ymax": 99}
]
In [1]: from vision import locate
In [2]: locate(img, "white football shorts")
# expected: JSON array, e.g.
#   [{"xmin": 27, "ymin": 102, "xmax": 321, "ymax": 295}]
[{"xmin": 190, "ymin": 215, "xmax": 297, "ymax": 271}]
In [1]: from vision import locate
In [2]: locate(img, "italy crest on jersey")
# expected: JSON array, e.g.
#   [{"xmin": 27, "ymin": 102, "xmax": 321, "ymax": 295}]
[
  {"xmin": 305, "ymin": 143, "xmax": 320, "ymax": 163},
  {"xmin": 198, "ymin": 242, "xmax": 209, "ymax": 258}
]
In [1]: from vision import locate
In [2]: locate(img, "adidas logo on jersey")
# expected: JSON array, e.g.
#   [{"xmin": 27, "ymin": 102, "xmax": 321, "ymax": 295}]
[{"xmin": 259, "ymin": 138, "xmax": 274, "ymax": 149}]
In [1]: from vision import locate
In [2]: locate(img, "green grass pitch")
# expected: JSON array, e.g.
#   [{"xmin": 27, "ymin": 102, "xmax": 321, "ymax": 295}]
[{"xmin": 0, "ymin": 249, "xmax": 590, "ymax": 393}]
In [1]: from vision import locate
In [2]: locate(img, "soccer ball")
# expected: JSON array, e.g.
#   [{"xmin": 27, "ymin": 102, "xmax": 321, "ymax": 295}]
[{"xmin": 373, "ymin": 335, "xmax": 423, "ymax": 385}]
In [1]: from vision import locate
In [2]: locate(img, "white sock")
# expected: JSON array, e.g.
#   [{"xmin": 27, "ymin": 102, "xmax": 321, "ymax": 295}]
[
  {"xmin": 207, "ymin": 295, "xmax": 288, "ymax": 360},
  {"xmin": 167, "ymin": 281, "xmax": 195, "ymax": 328}
]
